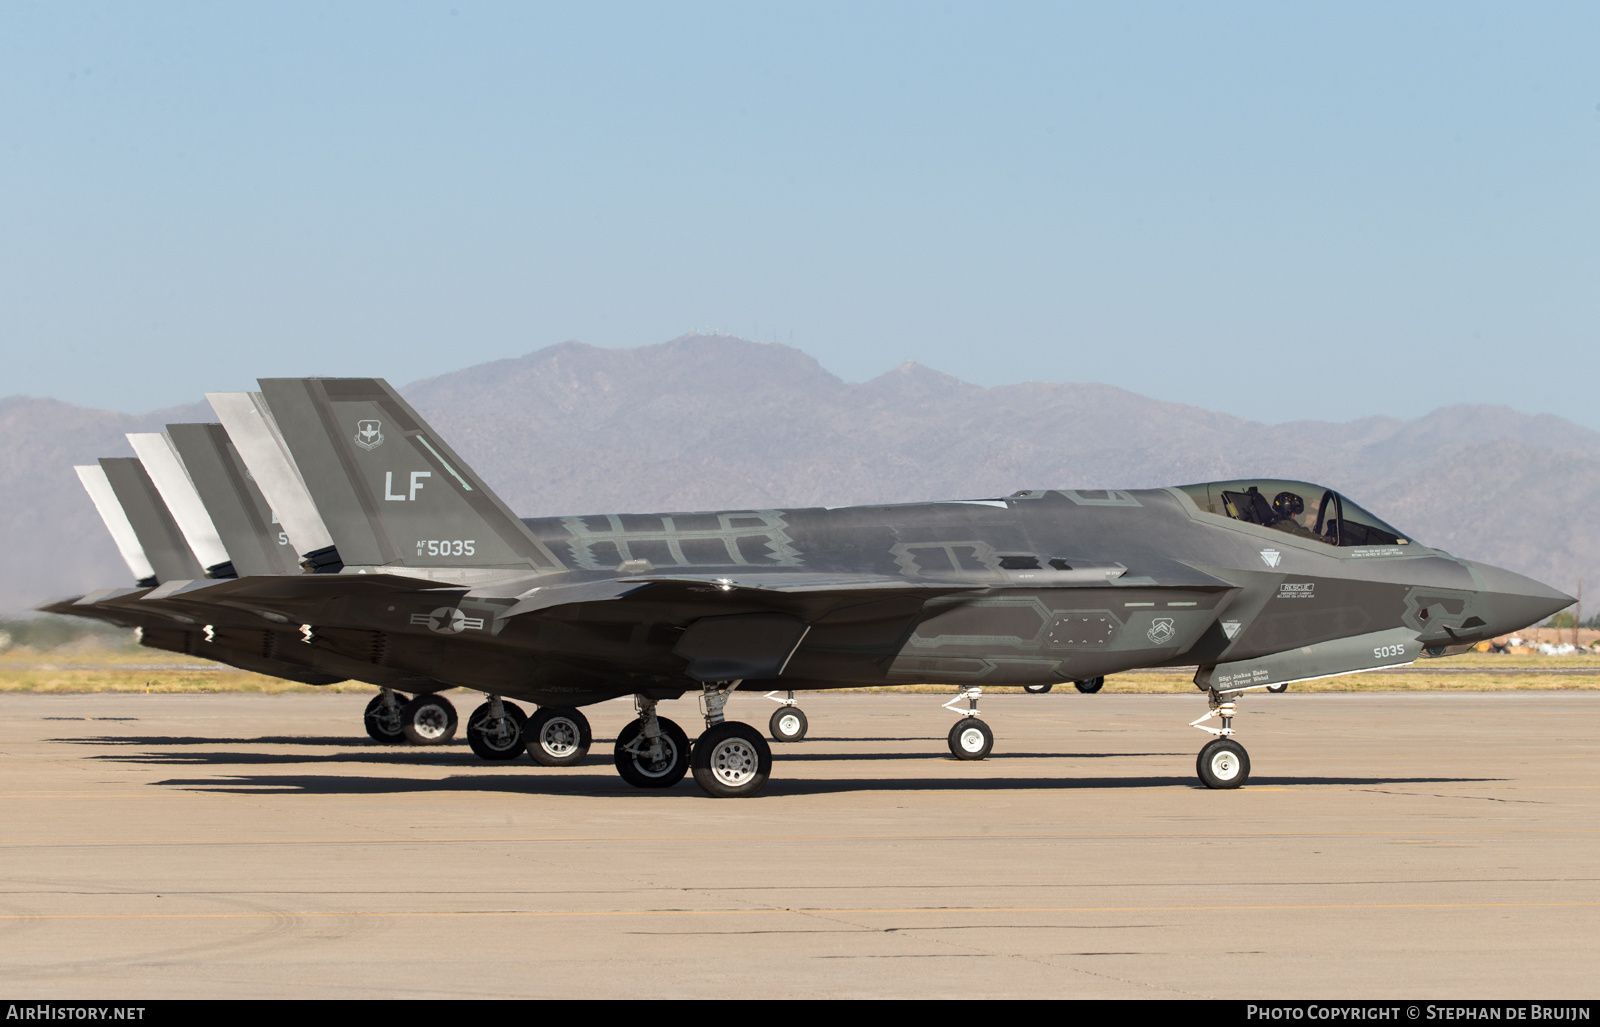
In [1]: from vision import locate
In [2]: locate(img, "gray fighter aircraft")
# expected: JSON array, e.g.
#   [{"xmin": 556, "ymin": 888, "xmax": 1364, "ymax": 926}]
[{"xmin": 50, "ymin": 377, "xmax": 1573, "ymax": 798}]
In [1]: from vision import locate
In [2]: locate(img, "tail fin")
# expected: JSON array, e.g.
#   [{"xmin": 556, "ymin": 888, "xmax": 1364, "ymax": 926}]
[
  {"xmin": 167, "ymin": 422, "xmax": 303, "ymax": 577},
  {"xmin": 126, "ymin": 433, "xmax": 236, "ymax": 579},
  {"xmin": 255, "ymin": 377, "xmax": 562, "ymax": 574},
  {"xmin": 74, "ymin": 464, "xmax": 159, "ymax": 587},
  {"xmin": 94, "ymin": 457, "xmax": 205, "ymax": 582},
  {"xmin": 206, "ymin": 391, "xmax": 340, "ymax": 571}
]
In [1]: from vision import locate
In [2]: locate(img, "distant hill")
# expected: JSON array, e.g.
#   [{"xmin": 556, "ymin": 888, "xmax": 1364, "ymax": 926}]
[{"xmin": 3, "ymin": 334, "xmax": 1594, "ymax": 612}]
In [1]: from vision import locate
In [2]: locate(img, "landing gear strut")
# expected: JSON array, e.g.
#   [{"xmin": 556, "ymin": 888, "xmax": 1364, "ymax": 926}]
[
  {"xmin": 1191, "ymin": 691, "xmax": 1250, "ymax": 788},
  {"xmin": 466, "ymin": 696, "xmax": 527, "ymax": 760},
  {"xmin": 692, "ymin": 681, "xmax": 772, "ymax": 798},
  {"xmin": 614, "ymin": 696, "xmax": 690, "ymax": 788},
  {"xmin": 766, "ymin": 690, "xmax": 808, "ymax": 742},
  {"xmin": 363, "ymin": 689, "xmax": 409, "ymax": 744},
  {"xmin": 944, "ymin": 685, "xmax": 993, "ymax": 760}
]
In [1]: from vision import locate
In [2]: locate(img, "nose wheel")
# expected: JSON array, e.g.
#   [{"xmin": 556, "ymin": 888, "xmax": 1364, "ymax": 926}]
[
  {"xmin": 947, "ymin": 717, "xmax": 993, "ymax": 760},
  {"xmin": 1197, "ymin": 737, "xmax": 1250, "ymax": 788},
  {"xmin": 765, "ymin": 691, "xmax": 808, "ymax": 742},
  {"xmin": 769, "ymin": 706, "xmax": 808, "ymax": 742},
  {"xmin": 1191, "ymin": 691, "xmax": 1251, "ymax": 788}
]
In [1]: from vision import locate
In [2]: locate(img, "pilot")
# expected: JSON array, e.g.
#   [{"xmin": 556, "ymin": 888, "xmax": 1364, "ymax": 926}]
[{"xmin": 1271, "ymin": 491, "xmax": 1323, "ymax": 540}]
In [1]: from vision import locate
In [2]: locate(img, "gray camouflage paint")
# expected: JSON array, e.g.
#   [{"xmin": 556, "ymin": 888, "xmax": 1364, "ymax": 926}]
[{"xmin": 52, "ymin": 378, "xmax": 1573, "ymax": 710}]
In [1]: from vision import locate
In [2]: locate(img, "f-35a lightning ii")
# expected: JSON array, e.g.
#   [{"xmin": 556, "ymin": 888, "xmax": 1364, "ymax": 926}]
[{"xmin": 49, "ymin": 377, "xmax": 1574, "ymax": 797}]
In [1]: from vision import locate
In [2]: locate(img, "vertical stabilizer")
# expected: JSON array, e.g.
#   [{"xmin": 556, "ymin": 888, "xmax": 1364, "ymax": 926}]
[
  {"xmin": 207, "ymin": 391, "xmax": 340, "ymax": 571},
  {"xmin": 127, "ymin": 433, "xmax": 235, "ymax": 578},
  {"xmin": 97, "ymin": 457, "xmax": 206, "ymax": 582},
  {"xmin": 167, "ymin": 422, "xmax": 303, "ymax": 577},
  {"xmin": 255, "ymin": 378, "xmax": 561, "ymax": 573},
  {"xmin": 74, "ymin": 465, "xmax": 158, "ymax": 587}
]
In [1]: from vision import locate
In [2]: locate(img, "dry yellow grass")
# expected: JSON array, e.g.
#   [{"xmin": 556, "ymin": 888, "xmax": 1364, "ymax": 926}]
[
  {"xmin": 0, "ymin": 649, "xmax": 377, "ymax": 695},
  {"xmin": 1, "ymin": 647, "xmax": 1596, "ymax": 695}
]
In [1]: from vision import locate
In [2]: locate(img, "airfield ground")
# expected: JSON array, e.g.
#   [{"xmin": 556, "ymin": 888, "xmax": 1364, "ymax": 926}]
[{"xmin": 1, "ymin": 686, "xmax": 1596, "ymax": 999}]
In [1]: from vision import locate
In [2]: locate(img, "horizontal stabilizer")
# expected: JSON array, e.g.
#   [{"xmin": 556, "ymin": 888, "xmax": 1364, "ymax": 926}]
[{"xmin": 1195, "ymin": 625, "xmax": 1421, "ymax": 694}]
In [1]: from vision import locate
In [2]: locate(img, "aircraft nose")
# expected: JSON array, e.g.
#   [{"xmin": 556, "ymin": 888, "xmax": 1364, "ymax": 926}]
[{"xmin": 1467, "ymin": 560, "xmax": 1575, "ymax": 636}]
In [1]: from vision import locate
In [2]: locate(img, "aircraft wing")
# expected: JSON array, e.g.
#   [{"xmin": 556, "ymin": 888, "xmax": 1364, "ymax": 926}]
[{"xmin": 497, "ymin": 563, "xmax": 1238, "ymax": 617}]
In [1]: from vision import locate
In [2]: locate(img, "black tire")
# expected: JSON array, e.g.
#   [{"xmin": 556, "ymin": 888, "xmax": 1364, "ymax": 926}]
[
  {"xmin": 400, "ymin": 693, "xmax": 459, "ymax": 746},
  {"xmin": 363, "ymin": 691, "xmax": 409, "ymax": 744},
  {"xmin": 769, "ymin": 706, "xmax": 808, "ymax": 742},
  {"xmin": 691, "ymin": 722, "xmax": 773, "ymax": 798},
  {"xmin": 527, "ymin": 706, "xmax": 592, "ymax": 767},
  {"xmin": 1267, "ymin": 683, "xmax": 1288, "ymax": 693},
  {"xmin": 947, "ymin": 717, "xmax": 993, "ymax": 760},
  {"xmin": 466, "ymin": 700, "xmax": 527, "ymax": 760},
  {"xmin": 1023, "ymin": 683, "xmax": 1053, "ymax": 694},
  {"xmin": 1197, "ymin": 737, "xmax": 1250, "ymax": 789},
  {"xmin": 1074, "ymin": 676, "xmax": 1105, "ymax": 694},
  {"xmin": 613, "ymin": 717, "xmax": 690, "ymax": 789}
]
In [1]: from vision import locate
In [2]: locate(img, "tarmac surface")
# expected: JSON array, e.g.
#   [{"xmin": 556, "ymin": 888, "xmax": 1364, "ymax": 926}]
[{"xmin": 1, "ymin": 689, "xmax": 1596, "ymax": 999}]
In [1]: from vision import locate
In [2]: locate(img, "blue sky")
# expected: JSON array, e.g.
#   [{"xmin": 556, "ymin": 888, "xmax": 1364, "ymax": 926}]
[{"xmin": 3, "ymin": 2, "xmax": 1597, "ymax": 427}]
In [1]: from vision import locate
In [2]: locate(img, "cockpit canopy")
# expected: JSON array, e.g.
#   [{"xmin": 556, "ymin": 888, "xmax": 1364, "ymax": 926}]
[{"xmin": 1176, "ymin": 480, "xmax": 1412, "ymax": 548}]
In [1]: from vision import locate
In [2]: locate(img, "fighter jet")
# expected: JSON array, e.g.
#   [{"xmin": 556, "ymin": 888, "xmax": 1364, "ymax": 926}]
[
  {"xmin": 51, "ymin": 377, "xmax": 1573, "ymax": 798},
  {"xmin": 50, "ymin": 430, "xmax": 489, "ymax": 745}
]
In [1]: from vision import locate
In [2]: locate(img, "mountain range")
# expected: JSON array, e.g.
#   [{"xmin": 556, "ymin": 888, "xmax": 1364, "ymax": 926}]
[{"xmin": 4, "ymin": 334, "xmax": 1594, "ymax": 614}]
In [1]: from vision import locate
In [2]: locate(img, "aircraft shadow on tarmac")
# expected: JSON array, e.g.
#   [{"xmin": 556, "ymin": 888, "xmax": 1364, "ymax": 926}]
[
  {"xmin": 54, "ymin": 735, "xmax": 1506, "ymax": 795},
  {"xmin": 141, "ymin": 770, "xmax": 1504, "ymax": 798},
  {"xmin": 51, "ymin": 735, "xmax": 379, "ymax": 747},
  {"xmin": 60, "ymin": 735, "xmax": 1182, "ymax": 767}
]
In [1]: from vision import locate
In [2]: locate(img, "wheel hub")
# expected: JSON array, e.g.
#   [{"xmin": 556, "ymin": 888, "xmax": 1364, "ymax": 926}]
[
  {"xmin": 778, "ymin": 714, "xmax": 800, "ymax": 735},
  {"xmin": 542, "ymin": 719, "xmax": 578, "ymax": 756},
  {"xmin": 960, "ymin": 727, "xmax": 986, "ymax": 753},
  {"xmin": 633, "ymin": 736, "xmax": 676, "ymax": 776},
  {"xmin": 1210, "ymin": 750, "xmax": 1240, "ymax": 781},
  {"xmin": 414, "ymin": 707, "xmax": 449, "ymax": 740},
  {"xmin": 709, "ymin": 738, "xmax": 758, "ymax": 786}
]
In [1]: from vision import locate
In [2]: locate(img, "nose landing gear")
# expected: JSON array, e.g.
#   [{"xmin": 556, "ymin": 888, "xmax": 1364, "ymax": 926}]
[
  {"xmin": 944, "ymin": 685, "xmax": 993, "ymax": 760},
  {"xmin": 766, "ymin": 690, "xmax": 808, "ymax": 742},
  {"xmin": 1190, "ymin": 692, "xmax": 1249, "ymax": 789}
]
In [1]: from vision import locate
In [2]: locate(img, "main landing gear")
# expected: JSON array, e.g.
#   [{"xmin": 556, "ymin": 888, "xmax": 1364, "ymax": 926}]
[
  {"xmin": 692, "ymin": 682, "xmax": 772, "ymax": 798},
  {"xmin": 364, "ymin": 689, "xmax": 408, "ymax": 743},
  {"xmin": 614, "ymin": 696, "xmax": 691, "ymax": 789},
  {"xmin": 766, "ymin": 690, "xmax": 808, "ymax": 742},
  {"xmin": 400, "ymin": 693, "xmax": 459, "ymax": 745},
  {"xmin": 526, "ymin": 706, "xmax": 592, "ymax": 766},
  {"xmin": 365, "ymin": 689, "xmax": 462, "ymax": 747},
  {"xmin": 1191, "ymin": 691, "xmax": 1250, "ymax": 789},
  {"xmin": 466, "ymin": 697, "xmax": 528, "ymax": 761},
  {"xmin": 944, "ymin": 685, "xmax": 994, "ymax": 760},
  {"xmin": 614, "ymin": 686, "xmax": 772, "ymax": 797}
]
